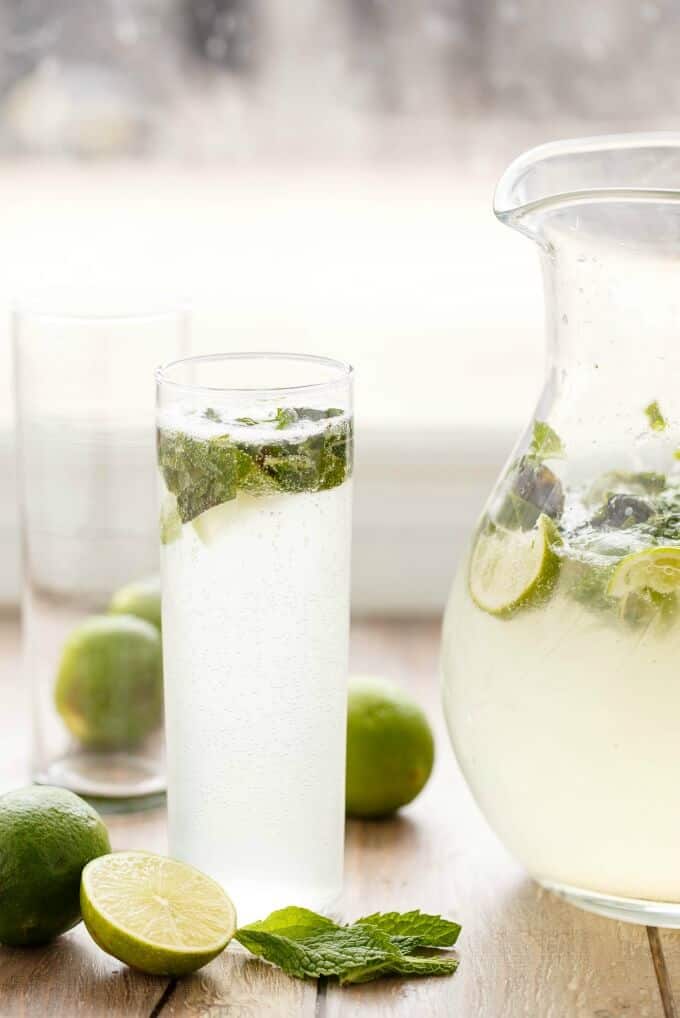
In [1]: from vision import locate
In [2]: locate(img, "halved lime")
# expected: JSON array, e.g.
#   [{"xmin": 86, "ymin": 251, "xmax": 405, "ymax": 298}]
[
  {"xmin": 606, "ymin": 546, "xmax": 680, "ymax": 598},
  {"xmin": 469, "ymin": 513, "xmax": 561, "ymax": 617},
  {"xmin": 81, "ymin": 851, "xmax": 237, "ymax": 976}
]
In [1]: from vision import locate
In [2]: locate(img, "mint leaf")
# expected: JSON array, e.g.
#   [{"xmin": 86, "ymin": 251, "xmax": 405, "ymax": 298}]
[
  {"xmin": 235, "ymin": 908, "xmax": 400, "ymax": 980},
  {"xmin": 645, "ymin": 400, "xmax": 667, "ymax": 432},
  {"xmin": 275, "ymin": 407, "xmax": 299, "ymax": 429},
  {"xmin": 294, "ymin": 407, "xmax": 343, "ymax": 422},
  {"xmin": 234, "ymin": 906, "xmax": 460, "ymax": 985},
  {"xmin": 341, "ymin": 954, "xmax": 459, "ymax": 985},
  {"xmin": 157, "ymin": 431, "xmax": 240, "ymax": 523},
  {"xmin": 356, "ymin": 910, "xmax": 461, "ymax": 950},
  {"xmin": 529, "ymin": 420, "xmax": 565, "ymax": 460}
]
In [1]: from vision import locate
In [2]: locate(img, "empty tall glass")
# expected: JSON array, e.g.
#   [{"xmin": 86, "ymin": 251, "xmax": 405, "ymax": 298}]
[{"xmin": 14, "ymin": 301, "xmax": 187, "ymax": 809}]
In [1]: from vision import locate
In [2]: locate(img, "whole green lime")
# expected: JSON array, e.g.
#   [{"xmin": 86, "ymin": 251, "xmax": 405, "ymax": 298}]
[
  {"xmin": 0, "ymin": 785, "xmax": 110, "ymax": 946},
  {"xmin": 346, "ymin": 675, "xmax": 434, "ymax": 818},
  {"xmin": 55, "ymin": 615, "xmax": 163, "ymax": 751},
  {"xmin": 109, "ymin": 575, "xmax": 162, "ymax": 631}
]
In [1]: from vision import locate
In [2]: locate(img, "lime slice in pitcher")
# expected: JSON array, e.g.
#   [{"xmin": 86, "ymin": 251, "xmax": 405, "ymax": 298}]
[
  {"xmin": 81, "ymin": 851, "xmax": 237, "ymax": 976},
  {"xmin": 606, "ymin": 546, "xmax": 680, "ymax": 598},
  {"xmin": 469, "ymin": 513, "xmax": 561, "ymax": 617}
]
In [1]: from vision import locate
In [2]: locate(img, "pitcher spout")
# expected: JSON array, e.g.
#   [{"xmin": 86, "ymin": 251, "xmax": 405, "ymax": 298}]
[{"xmin": 494, "ymin": 132, "xmax": 680, "ymax": 245}]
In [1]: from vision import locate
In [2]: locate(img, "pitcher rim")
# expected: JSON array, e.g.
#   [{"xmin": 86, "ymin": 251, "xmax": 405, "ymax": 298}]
[{"xmin": 494, "ymin": 132, "xmax": 680, "ymax": 223}]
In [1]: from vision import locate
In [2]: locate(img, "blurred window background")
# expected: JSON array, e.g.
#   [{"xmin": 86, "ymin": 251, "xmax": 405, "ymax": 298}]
[{"xmin": 0, "ymin": 0, "xmax": 676, "ymax": 611}]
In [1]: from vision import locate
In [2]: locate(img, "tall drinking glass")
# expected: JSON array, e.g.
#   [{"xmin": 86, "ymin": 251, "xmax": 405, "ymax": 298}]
[
  {"xmin": 156, "ymin": 353, "xmax": 353, "ymax": 921},
  {"xmin": 14, "ymin": 301, "xmax": 188, "ymax": 809}
]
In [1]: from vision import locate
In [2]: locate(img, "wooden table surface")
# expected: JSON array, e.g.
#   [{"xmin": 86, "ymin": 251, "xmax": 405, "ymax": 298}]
[{"xmin": 1, "ymin": 615, "xmax": 679, "ymax": 1018}]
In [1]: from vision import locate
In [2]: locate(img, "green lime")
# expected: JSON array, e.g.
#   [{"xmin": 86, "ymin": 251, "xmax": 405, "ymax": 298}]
[
  {"xmin": 468, "ymin": 513, "xmax": 561, "ymax": 617},
  {"xmin": 346, "ymin": 675, "xmax": 434, "ymax": 819},
  {"xmin": 109, "ymin": 576, "xmax": 162, "ymax": 631},
  {"xmin": 55, "ymin": 615, "xmax": 163, "ymax": 750},
  {"xmin": 0, "ymin": 785, "xmax": 110, "ymax": 946},
  {"xmin": 81, "ymin": 851, "xmax": 237, "ymax": 976},
  {"xmin": 607, "ymin": 546, "xmax": 680, "ymax": 598}
]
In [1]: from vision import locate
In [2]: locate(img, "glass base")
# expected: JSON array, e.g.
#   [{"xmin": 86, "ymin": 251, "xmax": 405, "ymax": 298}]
[
  {"xmin": 541, "ymin": 879, "xmax": 680, "ymax": 928},
  {"xmin": 35, "ymin": 751, "xmax": 165, "ymax": 814}
]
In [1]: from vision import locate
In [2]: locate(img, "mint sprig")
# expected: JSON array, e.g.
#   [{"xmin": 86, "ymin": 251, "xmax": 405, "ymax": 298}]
[{"xmin": 234, "ymin": 906, "xmax": 460, "ymax": 985}]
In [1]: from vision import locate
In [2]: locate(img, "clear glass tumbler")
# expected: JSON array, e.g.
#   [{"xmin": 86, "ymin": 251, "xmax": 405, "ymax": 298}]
[
  {"xmin": 14, "ymin": 301, "xmax": 188, "ymax": 810},
  {"xmin": 157, "ymin": 353, "xmax": 353, "ymax": 922}
]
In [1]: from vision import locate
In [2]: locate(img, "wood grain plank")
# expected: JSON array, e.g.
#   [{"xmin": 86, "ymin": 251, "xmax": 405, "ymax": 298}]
[
  {"xmin": 648, "ymin": 928, "xmax": 677, "ymax": 1018},
  {"xmin": 160, "ymin": 948, "xmax": 318, "ymax": 1018},
  {"xmin": 653, "ymin": 929, "xmax": 680, "ymax": 1018},
  {"xmin": 0, "ymin": 928, "xmax": 169, "ymax": 1018},
  {"xmin": 325, "ymin": 620, "xmax": 666, "ymax": 1018}
]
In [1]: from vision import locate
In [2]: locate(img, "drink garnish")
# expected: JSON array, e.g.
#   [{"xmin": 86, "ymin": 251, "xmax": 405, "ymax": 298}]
[
  {"xmin": 234, "ymin": 906, "xmax": 460, "ymax": 984},
  {"xmin": 468, "ymin": 514, "xmax": 561, "ymax": 617},
  {"xmin": 158, "ymin": 407, "xmax": 352, "ymax": 525},
  {"xmin": 645, "ymin": 399, "xmax": 668, "ymax": 432},
  {"xmin": 528, "ymin": 419, "xmax": 565, "ymax": 460}
]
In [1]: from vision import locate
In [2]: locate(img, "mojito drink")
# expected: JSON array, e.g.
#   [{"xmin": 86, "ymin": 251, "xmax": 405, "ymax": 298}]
[
  {"xmin": 157, "ymin": 357, "xmax": 353, "ymax": 921},
  {"xmin": 443, "ymin": 421, "xmax": 680, "ymax": 908}
]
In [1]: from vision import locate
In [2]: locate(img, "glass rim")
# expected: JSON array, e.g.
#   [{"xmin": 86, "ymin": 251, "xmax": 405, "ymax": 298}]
[{"xmin": 156, "ymin": 352, "xmax": 354, "ymax": 396}]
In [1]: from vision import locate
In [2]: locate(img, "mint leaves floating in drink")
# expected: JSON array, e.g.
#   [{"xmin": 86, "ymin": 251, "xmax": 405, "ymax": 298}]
[
  {"xmin": 645, "ymin": 399, "xmax": 668, "ymax": 432},
  {"xmin": 234, "ymin": 906, "xmax": 460, "ymax": 984},
  {"xmin": 158, "ymin": 408, "xmax": 352, "ymax": 525},
  {"xmin": 529, "ymin": 419, "xmax": 565, "ymax": 460},
  {"xmin": 474, "ymin": 417, "xmax": 680, "ymax": 625},
  {"xmin": 496, "ymin": 420, "xmax": 566, "ymax": 531}
]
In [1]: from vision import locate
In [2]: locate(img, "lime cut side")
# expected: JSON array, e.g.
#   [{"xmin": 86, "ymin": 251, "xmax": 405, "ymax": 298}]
[
  {"xmin": 606, "ymin": 546, "xmax": 680, "ymax": 598},
  {"xmin": 469, "ymin": 513, "xmax": 561, "ymax": 617},
  {"xmin": 81, "ymin": 851, "xmax": 236, "ymax": 976}
]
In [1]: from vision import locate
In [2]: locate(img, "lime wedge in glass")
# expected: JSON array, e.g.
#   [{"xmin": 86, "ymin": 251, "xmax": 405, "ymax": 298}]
[
  {"xmin": 81, "ymin": 851, "xmax": 237, "ymax": 976},
  {"xmin": 606, "ymin": 546, "xmax": 680, "ymax": 598},
  {"xmin": 469, "ymin": 513, "xmax": 561, "ymax": 617},
  {"xmin": 160, "ymin": 494, "xmax": 182, "ymax": 546},
  {"xmin": 191, "ymin": 501, "xmax": 239, "ymax": 545}
]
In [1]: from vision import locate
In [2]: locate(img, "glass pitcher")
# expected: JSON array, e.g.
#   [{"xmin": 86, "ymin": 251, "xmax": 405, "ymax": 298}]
[{"xmin": 442, "ymin": 134, "xmax": 680, "ymax": 927}]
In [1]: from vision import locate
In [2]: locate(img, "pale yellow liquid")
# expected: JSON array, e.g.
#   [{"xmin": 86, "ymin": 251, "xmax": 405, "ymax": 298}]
[{"xmin": 442, "ymin": 563, "xmax": 680, "ymax": 902}]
